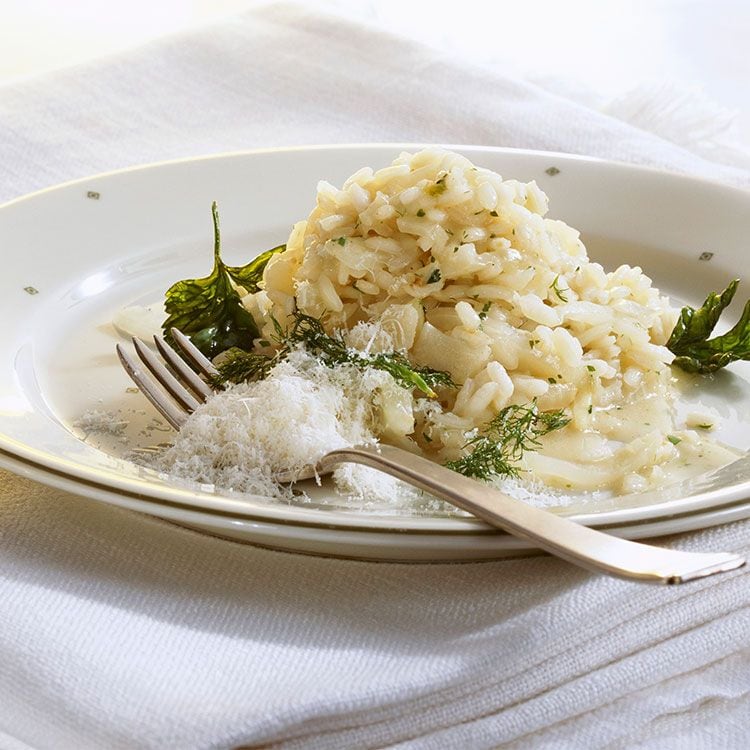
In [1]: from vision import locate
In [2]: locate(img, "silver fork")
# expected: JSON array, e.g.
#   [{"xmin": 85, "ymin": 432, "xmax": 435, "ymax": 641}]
[{"xmin": 117, "ymin": 330, "xmax": 745, "ymax": 584}]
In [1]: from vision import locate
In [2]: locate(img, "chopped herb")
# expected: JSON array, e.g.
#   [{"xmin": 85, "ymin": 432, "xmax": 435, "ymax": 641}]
[
  {"xmin": 426, "ymin": 174, "xmax": 448, "ymax": 197},
  {"xmin": 445, "ymin": 402, "xmax": 570, "ymax": 480},
  {"xmin": 336, "ymin": 237, "xmax": 346, "ymax": 246},
  {"xmin": 423, "ymin": 433, "xmax": 433, "ymax": 443},
  {"xmin": 479, "ymin": 301, "xmax": 492, "ymax": 321},
  {"xmin": 416, "ymin": 209, "xmax": 426, "ymax": 217},
  {"xmin": 427, "ymin": 268, "xmax": 442, "ymax": 285},
  {"xmin": 212, "ymin": 347, "xmax": 276, "ymax": 386},
  {"xmin": 667, "ymin": 279, "xmax": 750, "ymax": 373},
  {"xmin": 489, "ymin": 210, "xmax": 498, "ymax": 217},
  {"xmin": 697, "ymin": 423, "xmax": 713, "ymax": 430},
  {"xmin": 547, "ymin": 376, "xmax": 557, "ymax": 384},
  {"xmin": 473, "ymin": 209, "xmax": 484, "ymax": 215},
  {"xmin": 162, "ymin": 202, "xmax": 284, "ymax": 358},
  {"xmin": 586, "ymin": 365, "xmax": 596, "ymax": 372},
  {"xmin": 512, "ymin": 228, "xmax": 516, "ymax": 235},
  {"xmin": 549, "ymin": 274, "xmax": 569, "ymax": 303},
  {"xmin": 587, "ymin": 404, "xmax": 593, "ymax": 414},
  {"xmin": 529, "ymin": 339, "xmax": 539, "ymax": 349},
  {"xmin": 257, "ymin": 339, "xmax": 270, "ymax": 347},
  {"xmin": 667, "ymin": 435, "xmax": 682, "ymax": 445}
]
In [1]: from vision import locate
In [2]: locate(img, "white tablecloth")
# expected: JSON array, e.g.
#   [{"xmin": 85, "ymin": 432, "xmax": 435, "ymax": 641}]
[{"xmin": 0, "ymin": 4, "xmax": 748, "ymax": 748}]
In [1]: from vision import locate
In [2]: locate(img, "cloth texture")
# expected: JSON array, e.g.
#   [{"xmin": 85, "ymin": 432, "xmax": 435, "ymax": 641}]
[{"xmin": 0, "ymin": 3, "xmax": 749, "ymax": 748}]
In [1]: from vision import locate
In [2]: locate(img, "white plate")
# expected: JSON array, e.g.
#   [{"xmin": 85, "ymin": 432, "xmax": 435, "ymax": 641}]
[{"xmin": 1, "ymin": 144, "xmax": 749, "ymax": 561}]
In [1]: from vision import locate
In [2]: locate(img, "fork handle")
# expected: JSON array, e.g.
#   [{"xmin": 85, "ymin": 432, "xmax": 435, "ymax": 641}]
[{"xmin": 318, "ymin": 445, "xmax": 745, "ymax": 583}]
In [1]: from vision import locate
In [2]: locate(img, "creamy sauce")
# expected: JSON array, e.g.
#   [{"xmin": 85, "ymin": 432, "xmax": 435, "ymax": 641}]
[{"xmin": 527, "ymin": 382, "xmax": 741, "ymax": 494}]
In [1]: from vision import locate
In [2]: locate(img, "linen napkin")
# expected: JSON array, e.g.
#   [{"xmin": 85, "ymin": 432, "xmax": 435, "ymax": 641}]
[{"xmin": 0, "ymin": 3, "xmax": 748, "ymax": 748}]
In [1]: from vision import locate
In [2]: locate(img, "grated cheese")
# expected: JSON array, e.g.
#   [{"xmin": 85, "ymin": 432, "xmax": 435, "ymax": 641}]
[
  {"xmin": 156, "ymin": 349, "xmax": 386, "ymax": 499},
  {"xmin": 74, "ymin": 409, "xmax": 128, "ymax": 436}
]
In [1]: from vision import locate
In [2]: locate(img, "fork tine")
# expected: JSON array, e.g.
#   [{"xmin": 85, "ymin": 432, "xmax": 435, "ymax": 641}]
[
  {"xmin": 131, "ymin": 337, "xmax": 201, "ymax": 413},
  {"xmin": 170, "ymin": 328, "xmax": 220, "ymax": 379},
  {"xmin": 116, "ymin": 344, "xmax": 187, "ymax": 430},
  {"xmin": 154, "ymin": 335, "xmax": 214, "ymax": 401}
]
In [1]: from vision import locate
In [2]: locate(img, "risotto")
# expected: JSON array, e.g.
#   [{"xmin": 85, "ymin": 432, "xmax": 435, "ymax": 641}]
[{"xmin": 158, "ymin": 148, "xmax": 736, "ymax": 499}]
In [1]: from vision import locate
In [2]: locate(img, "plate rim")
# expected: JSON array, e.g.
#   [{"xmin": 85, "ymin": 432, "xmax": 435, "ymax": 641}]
[
  {"xmin": 4, "ymin": 445, "xmax": 750, "ymax": 560},
  {"xmin": 3, "ymin": 142, "xmax": 749, "ymax": 211}
]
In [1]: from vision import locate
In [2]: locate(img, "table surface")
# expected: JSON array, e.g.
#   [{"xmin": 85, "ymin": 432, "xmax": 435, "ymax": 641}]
[{"xmin": 4, "ymin": 0, "xmax": 750, "ymax": 148}]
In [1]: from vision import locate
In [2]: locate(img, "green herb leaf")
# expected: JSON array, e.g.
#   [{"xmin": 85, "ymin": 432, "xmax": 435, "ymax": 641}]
[
  {"xmin": 162, "ymin": 203, "xmax": 284, "ymax": 359},
  {"xmin": 426, "ymin": 174, "xmax": 447, "ymax": 197},
  {"xmin": 549, "ymin": 274, "xmax": 569, "ymax": 303},
  {"xmin": 224, "ymin": 244, "xmax": 286, "ymax": 293},
  {"xmin": 212, "ymin": 347, "xmax": 277, "ymax": 386},
  {"xmin": 445, "ymin": 402, "xmax": 570, "ymax": 480},
  {"xmin": 667, "ymin": 279, "xmax": 750, "ymax": 373},
  {"xmin": 667, "ymin": 435, "xmax": 682, "ymax": 445},
  {"xmin": 427, "ymin": 268, "xmax": 442, "ymax": 285},
  {"xmin": 369, "ymin": 352, "xmax": 453, "ymax": 397}
]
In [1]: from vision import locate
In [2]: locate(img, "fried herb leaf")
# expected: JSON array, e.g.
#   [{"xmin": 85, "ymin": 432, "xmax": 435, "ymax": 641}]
[
  {"xmin": 162, "ymin": 202, "xmax": 284, "ymax": 358},
  {"xmin": 224, "ymin": 244, "xmax": 286, "ymax": 293},
  {"xmin": 445, "ymin": 402, "xmax": 570, "ymax": 480},
  {"xmin": 667, "ymin": 279, "xmax": 750, "ymax": 373}
]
